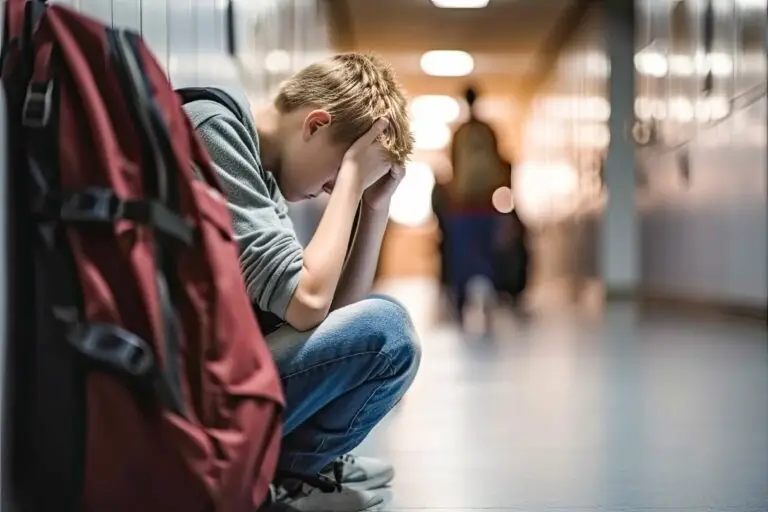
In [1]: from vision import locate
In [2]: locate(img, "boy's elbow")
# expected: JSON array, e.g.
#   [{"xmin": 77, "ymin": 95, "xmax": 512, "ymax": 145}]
[{"xmin": 284, "ymin": 285, "xmax": 330, "ymax": 332}]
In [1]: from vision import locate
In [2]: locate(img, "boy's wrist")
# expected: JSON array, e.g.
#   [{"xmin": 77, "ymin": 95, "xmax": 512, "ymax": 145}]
[{"xmin": 337, "ymin": 161, "xmax": 367, "ymax": 195}]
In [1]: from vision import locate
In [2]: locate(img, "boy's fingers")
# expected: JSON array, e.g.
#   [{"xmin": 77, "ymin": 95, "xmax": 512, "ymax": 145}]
[{"xmin": 360, "ymin": 118, "xmax": 389, "ymax": 145}]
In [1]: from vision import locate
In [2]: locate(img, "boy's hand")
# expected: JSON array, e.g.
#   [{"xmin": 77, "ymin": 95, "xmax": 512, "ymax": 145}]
[
  {"xmin": 362, "ymin": 165, "xmax": 405, "ymax": 211},
  {"xmin": 340, "ymin": 118, "xmax": 392, "ymax": 192}
]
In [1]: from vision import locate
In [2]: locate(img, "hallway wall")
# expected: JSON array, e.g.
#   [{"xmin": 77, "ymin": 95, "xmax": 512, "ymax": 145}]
[
  {"xmin": 634, "ymin": 0, "xmax": 767, "ymax": 307},
  {"xmin": 519, "ymin": 0, "xmax": 767, "ymax": 310}
]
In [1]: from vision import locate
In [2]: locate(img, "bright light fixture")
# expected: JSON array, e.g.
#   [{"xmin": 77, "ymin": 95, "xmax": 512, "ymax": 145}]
[
  {"xmin": 514, "ymin": 161, "xmax": 578, "ymax": 220},
  {"xmin": 695, "ymin": 96, "xmax": 730, "ymax": 122},
  {"xmin": 634, "ymin": 51, "xmax": 668, "ymax": 77},
  {"xmin": 736, "ymin": 0, "xmax": 766, "ymax": 7},
  {"xmin": 668, "ymin": 55, "xmax": 695, "ymax": 76},
  {"xmin": 669, "ymin": 97, "xmax": 695, "ymax": 122},
  {"xmin": 431, "ymin": 0, "xmax": 489, "ymax": 7},
  {"xmin": 412, "ymin": 121, "xmax": 452, "ymax": 150},
  {"xmin": 701, "ymin": 52, "xmax": 733, "ymax": 76},
  {"xmin": 420, "ymin": 50, "xmax": 474, "ymax": 77},
  {"xmin": 635, "ymin": 97, "xmax": 667, "ymax": 120},
  {"xmin": 389, "ymin": 162, "xmax": 436, "ymax": 227},
  {"xmin": 264, "ymin": 49, "xmax": 291, "ymax": 73},
  {"xmin": 636, "ymin": 52, "xmax": 734, "ymax": 77},
  {"xmin": 410, "ymin": 95, "xmax": 462, "ymax": 124}
]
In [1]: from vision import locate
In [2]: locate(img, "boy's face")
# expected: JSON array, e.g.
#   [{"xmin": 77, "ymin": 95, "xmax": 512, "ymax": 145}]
[{"xmin": 277, "ymin": 108, "xmax": 350, "ymax": 202}]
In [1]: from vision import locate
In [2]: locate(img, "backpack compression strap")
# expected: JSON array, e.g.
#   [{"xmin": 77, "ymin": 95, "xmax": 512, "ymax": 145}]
[{"xmin": 175, "ymin": 87, "xmax": 246, "ymax": 125}]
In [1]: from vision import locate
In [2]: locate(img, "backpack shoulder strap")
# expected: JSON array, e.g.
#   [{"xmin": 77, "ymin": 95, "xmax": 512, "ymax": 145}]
[{"xmin": 176, "ymin": 87, "xmax": 246, "ymax": 125}]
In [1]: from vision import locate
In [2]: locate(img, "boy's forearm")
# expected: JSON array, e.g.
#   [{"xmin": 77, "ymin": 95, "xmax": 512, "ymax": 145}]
[
  {"xmin": 332, "ymin": 203, "xmax": 390, "ymax": 310},
  {"xmin": 287, "ymin": 168, "xmax": 364, "ymax": 328}
]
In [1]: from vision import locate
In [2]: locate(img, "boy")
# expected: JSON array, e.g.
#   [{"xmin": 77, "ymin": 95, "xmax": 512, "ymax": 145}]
[{"xmin": 183, "ymin": 53, "xmax": 420, "ymax": 512}]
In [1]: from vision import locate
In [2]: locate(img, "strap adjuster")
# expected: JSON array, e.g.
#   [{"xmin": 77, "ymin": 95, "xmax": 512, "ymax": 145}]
[
  {"xmin": 60, "ymin": 188, "xmax": 124, "ymax": 223},
  {"xmin": 22, "ymin": 81, "xmax": 53, "ymax": 128},
  {"xmin": 67, "ymin": 323, "xmax": 155, "ymax": 378}
]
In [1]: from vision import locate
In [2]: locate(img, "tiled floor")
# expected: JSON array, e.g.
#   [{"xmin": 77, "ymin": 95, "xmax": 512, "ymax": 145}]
[{"xmin": 359, "ymin": 279, "xmax": 768, "ymax": 511}]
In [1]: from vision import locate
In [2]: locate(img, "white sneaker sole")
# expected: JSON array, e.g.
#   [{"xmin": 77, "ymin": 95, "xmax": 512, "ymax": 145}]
[{"xmin": 284, "ymin": 493, "xmax": 384, "ymax": 512}]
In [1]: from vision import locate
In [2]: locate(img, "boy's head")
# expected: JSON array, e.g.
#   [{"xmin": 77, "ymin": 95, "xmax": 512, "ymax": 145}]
[
  {"xmin": 463, "ymin": 86, "xmax": 478, "ymax": 107},
  {"xmin": 272, "ymin": 53, "xmax": 414, "ymax": 201}
]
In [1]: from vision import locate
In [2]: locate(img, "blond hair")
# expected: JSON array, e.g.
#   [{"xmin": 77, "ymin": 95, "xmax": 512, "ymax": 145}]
[{"xmin": 274, "ymin": 53, "xmax": 414, "ymax": 167}]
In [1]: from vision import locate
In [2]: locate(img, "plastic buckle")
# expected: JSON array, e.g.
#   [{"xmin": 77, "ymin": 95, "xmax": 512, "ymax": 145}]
[
  {"xmin": 22, "ymin": 81, "xmax": 53, "ymax": 128},
  {"xmin": 60, "ymin": 188, "xmax": 123, "ymax": 223},
  {"xmin": 68, "ymin": 323, "xmax": 155, "ymax": 378}
]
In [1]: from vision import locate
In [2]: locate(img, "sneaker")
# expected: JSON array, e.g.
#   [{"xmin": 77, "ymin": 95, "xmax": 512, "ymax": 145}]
[
  {"xmin": 269, "ymin": 473, "xmax": 383, "ymax": 512},
  {"xmin": 322, "ymin": 454, "xmax": 395, "ymax": 491}
]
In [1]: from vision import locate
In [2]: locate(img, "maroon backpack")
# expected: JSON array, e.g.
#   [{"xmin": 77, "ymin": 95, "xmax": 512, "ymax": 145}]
[{"xmin": 1, "ymin": 1, "xmax": 284, "ymax": 510}]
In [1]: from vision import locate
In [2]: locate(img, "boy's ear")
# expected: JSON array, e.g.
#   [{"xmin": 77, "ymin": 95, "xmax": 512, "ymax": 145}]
[{"xmin": 304, "ymin": 110, "xmax": 332, "ymax": 139}]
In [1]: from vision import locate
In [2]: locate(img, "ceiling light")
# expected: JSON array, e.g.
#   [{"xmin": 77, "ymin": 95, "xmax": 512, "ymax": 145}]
[
  {"xmin": 420, "ymin": 50, "xmax": 474, "ymax": 77},
  {"xmin": 669, "ymin": 97, "xmax": 694, "ymax": 122},
  {"xmin": 702, "ymin": 52, "xmax": 733, "ymax": 76},
  {"xmin": 410, "ymin": 95, "xmax": 462, "ymax": 124},
  {"xmin": 431, "ymin": 0, "xmax": 490, "ymax": 7},
  {"xmin": 668, "ymin": 55, "xmax": 695, "ymax": 76},
  {"xmin": 634, "ymin": 51, "xmax": 668, "ymax": 77},
  {"xmin": 412, "ymin": 121, "xmax": 452, "ymax": 150}
]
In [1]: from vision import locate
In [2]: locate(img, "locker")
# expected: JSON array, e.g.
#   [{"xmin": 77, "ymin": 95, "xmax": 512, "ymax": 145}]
[
  {"xmin": 78, "ymin": 0, "xmax": 112, "ymax": 24},
  {"xmin": 167, "ymin": 0, "xmax": 196, "ymax": 87},
  {"xmin": 112, "ymin": 0, "xmax": 141, "ymax": 32},
  {"xmin": 196, "ymin": 0, "xmax": 216, "ymax": 85},
  {"xmin": 141, "ymin": 0, "xmax": 169, "ymax": 74}
]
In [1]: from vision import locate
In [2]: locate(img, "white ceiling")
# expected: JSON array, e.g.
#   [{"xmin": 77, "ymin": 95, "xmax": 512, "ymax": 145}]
[{"xmin": 329, "ymin": 0, "xmax": 575, "ymax": 95}]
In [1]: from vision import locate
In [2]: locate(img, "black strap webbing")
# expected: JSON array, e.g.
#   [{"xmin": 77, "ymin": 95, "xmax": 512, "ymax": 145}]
[
  {"xmin": 108, "ymin": 28, "xmax": 186, "ymax": 418},
  {"xmin": 20, "ymin": 77, "xmax": 87, "ymax": 512},
  {"xmin": 35, "ymin": 188, "xmax": 194, "ymax": 246},
  {"xmin": 175, "ymin": 86, "xmax": 246, "ymax": 125}
]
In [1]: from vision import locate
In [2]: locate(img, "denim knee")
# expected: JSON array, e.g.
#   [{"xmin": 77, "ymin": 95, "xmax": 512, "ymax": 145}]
[{"xmin": 358, "ymin": 295, "xmax": 421, "ymax": 380}]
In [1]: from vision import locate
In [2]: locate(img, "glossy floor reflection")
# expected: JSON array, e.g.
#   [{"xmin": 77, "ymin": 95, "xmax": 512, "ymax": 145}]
[{"xmin": 359, "ymin": 279, "xmax": 768, "ymax": 511}]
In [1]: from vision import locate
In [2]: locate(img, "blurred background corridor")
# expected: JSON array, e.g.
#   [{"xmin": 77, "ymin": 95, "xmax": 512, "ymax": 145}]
[{"xmin": 1, "ymin": 0, "xmax": 766, "ymax": 510}]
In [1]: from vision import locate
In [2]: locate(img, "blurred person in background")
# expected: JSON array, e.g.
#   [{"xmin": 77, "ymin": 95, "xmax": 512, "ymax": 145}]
[
  {"xmin": 443, "ymin": 86, "xmax": 510, "ymax": 322},
  {"xmin": 432, "ymin": 177, "xmax": 450, "ymax": 288}
]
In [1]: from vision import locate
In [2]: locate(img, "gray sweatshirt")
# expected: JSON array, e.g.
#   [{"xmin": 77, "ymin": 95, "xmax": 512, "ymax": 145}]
[{"xmin": 183, "ymin": 89, "xmax": 303, "ymax": 325}]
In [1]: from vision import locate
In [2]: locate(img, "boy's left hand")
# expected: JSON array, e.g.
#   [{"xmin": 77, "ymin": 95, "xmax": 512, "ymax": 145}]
[{"xmin": 362, "ymin": 165, "xmax": 405, "ymax": 211}]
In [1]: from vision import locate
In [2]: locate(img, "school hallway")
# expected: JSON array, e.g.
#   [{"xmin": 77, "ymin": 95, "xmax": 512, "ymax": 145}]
[{"xmin": 357, "ymin": 279, "xmax": 768, "ymax": 512}]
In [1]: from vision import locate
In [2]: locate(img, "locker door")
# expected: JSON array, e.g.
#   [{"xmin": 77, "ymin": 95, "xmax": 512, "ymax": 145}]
[
  {"xmin": 196, "ymin": 0, "xmax": 216, "ymax": 85},
  {"xmin": 79, "ymin": 0, "xmax": 112, "ymax": 24},
  {"xmin": 141, "ymin": 0, "xmax": 169, "ymax": 75},
  {"xmin": 113, "ymin": 0, "xmax": 141, "ymax": 31},
  {"xmin": 49, "ymin": 0, "xmax": 78, "ymax": 8},
  {"xmin": 168, "ymin": 0, "xmax": 196, "ymax": 87},
  {"xmin": 211, "ymin": 0, "xmax": 236, "ymax": 86}
]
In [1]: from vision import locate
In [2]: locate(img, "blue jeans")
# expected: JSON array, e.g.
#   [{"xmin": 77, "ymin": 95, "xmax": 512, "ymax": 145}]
[{"xmin": 265, "ymin": 295, "xmax": 421, "ymax": 476}]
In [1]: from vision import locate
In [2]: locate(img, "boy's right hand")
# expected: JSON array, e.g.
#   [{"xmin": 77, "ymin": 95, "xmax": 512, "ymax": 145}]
[{"xmin": 340, "ymin": 118, "xmax": 392, "ymax": 191}]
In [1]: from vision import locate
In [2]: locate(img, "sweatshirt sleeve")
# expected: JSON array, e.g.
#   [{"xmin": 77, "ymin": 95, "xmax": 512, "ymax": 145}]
[{"xmin": 195, "ymin": 113, "xmax": 303, "ymax": 320}]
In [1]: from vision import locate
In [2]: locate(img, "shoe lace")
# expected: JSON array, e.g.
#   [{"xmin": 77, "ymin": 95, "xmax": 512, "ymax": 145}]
[
  {"xmin": 320, "ymin": 454, "xmax": 356, "ymax": 481},
  {"xmin": 272, "ymin": 470, "xmax": 342, "ymax": 501}
]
